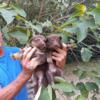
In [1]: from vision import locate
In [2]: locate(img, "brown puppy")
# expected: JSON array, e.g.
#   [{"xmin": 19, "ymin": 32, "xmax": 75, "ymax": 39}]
[{"xmin": 46, "ymin": 34, "xmax": 63, "ymax": 84}]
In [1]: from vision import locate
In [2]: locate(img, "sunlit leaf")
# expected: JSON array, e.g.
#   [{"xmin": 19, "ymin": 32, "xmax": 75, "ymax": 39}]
[
  {"xmin": 12, "ymin": 5, "xmax": 26, "ymax": 17},
  {"xmin": 75, "ymin": 95, "xmax": 87, "ymax": 100},
  {"xmin": 54, "ymin": 76, "xmax": 66, "ymax": 83},
  {"xmin": 38, "ymin": 86, "xmax": 50, "ymax": 100},
  {"xmin": 81, "ymin": 47, "xmax": 92, "ymax": 62},
  {"xmin": 34, "ymin": 86, "xmax": 42, "ymax": 100},
  {"xmin": 41, "ymin": 20, "xmax": 52, "ymax": 27},
  {"xmin": 47, "ymin": 85, "xmax": 52, "ymax": 100},
  {"xmin": 76, "ymin": 17, "xmax": 95, "ymax": 43},
  {"xmin": 0, "ymin": 8, "xmax": 17, "ymax": 24},
  {"xmin": 52, "ymin": 82, "xmax": 75, "ymax": 93},
  {"xmin": 89, "ymin": 6, "xmax": 100, "ymax": 25}
]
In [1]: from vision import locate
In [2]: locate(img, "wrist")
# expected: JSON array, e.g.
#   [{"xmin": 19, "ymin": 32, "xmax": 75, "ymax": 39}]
[{"xmin": 21, "ymin": 71, "xmax": 33, "ymax": 79}]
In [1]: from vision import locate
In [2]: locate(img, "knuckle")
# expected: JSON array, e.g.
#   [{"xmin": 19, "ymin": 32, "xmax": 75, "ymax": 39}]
[
  {"xmin": 22, "ymin": 63, "xmax": 26, "ymax": 67},
  {"xmin": 58, "ymin": 58, "xmax": 62, "ymax": 62}
]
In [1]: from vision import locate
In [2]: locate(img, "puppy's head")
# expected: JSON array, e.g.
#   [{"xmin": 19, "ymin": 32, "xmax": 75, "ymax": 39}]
[
  {"xmin": 46, "ymin": 34, "xmax": 62, "ymax": 50},
  {"xmin": 29, "ymin": 35, "xmax": 46, "ymax": 50}
]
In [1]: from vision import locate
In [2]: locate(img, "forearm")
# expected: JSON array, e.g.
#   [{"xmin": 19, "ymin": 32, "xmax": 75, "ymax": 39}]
[{"xmin": 0, "ymin": 71, "xmax": 32, "ymax": 100}]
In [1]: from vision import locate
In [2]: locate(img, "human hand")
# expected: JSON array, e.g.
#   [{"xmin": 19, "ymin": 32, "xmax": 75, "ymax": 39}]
[
  {"xmin": 52, "ymin": 43, "xmax": 68, "ymax": 68},
  {"xmin": 21, "ymin": 47, "xmax": 42, "ymax": 75}
]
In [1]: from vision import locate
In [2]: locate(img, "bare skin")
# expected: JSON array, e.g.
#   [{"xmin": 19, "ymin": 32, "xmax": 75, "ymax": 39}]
[
  {"xmin": 52, "ymin": 43, "xmax": 68, "ymax": 68},
  {"xmin": 0, "ymin": 32, "xmax": 67, "ymax": 99}
]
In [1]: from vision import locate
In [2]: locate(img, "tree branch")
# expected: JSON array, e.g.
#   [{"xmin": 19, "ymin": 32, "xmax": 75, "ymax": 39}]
[{"xmin": 38, "ymin": 0, "xmax": 45, "ymax": 21}]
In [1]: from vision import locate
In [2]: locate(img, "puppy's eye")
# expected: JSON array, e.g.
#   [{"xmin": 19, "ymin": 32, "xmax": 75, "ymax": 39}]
[{"xmin": 34, "ymin": 38, "xmax": 41, "ymax": 41}]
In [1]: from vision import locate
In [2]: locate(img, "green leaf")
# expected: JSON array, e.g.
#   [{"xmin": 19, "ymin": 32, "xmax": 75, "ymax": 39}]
[
  {"xmin": 92, "ymin": 95, "xmax": 97, "ymax": 100},
  {"xmin": 73, "ymin": 69, "xmax": 87, "ymax": 79},
  {"xmin": 12, "ymin": 5, "xmax": 26, "ymax": 17},
  {"xmin": 10, "ymin": 31, "xmax": 28, "ymax": 45},
  {"xmin": 60, "ymin": 19, "xmax": 76, "ymax": 28},
  {"xmin": 35, "ymin": 24, "xmax": 43, "ymax": 33},
  {"xmin": 38, "ymin": 86, "xmax": 50, "ymax": 100},
  {"xmin": 81, "ymin": 47, "xmax": 92, "ymax": 62},
  {"xmin": 76, "ymin": 27, "xmax": 87, "ymax": 43},
  {"xmin": 85, "ymin": 82, "xmax": 99, "ymax": 93},
  {"xmin": 55, "ymin": 33, "xmax": 69, "ymax": 43},
  {"xmin": 41, "ymin": 20, "xmax": 52, "ymax": 27},
  {"xmin": 54, "ymin": 76, "xmax": 66, "ymax": 83},
  {"xmin": 52, "ymin": 82, "xmax": 75, "ymax": 93},
  {"xmin": 0, "ymin": 3, "xmax": 7, "ymax": 8},
  {"xmin": 75, "ymin": 95, "xmax": 87, "ymax": 100},
  {"xmin": 64, "ymin": 27, "xmax": 78, "ymax": 34},
  {"xmin": 73, "ymin": 69, "xmax": 83, "ymax": 77},
  {"xmin": 0, "ymin": 8, "xmax": 17, "ymax": 24},
  {"xmin": 76, "ymin": 82, "xmax": 88, "ymax": 97},
  {"xmin": 94, "ymin": 77, "xmax": 100, "ymax": 86},
  {"xmin": 79, "ymin": 71, "xmax": 87, "ymax": 79},
  {"xmin": 76, "ymin": 17, "xmax": 95, "ymax": 43},
  {"xmin": 47, "ymin": 85, "xmax": 52, "ymax": 100},
  {"xmin": 34, "ymin": 86, "xmax": 42, "ymax": 100},
  {"xmin": 90, "ymin": 7, "xmax": 100, "ymax": 25}
]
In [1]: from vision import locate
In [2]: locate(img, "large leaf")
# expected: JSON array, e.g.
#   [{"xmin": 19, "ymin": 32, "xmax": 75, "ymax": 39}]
[
  {"xmin": 38, "ymin": 86, "xmax": 50, "ymax": 100},
  {"xmin": 85, "ymin": 82, "xmax": 99, "ymax": 93},
  {"xmin": 0, "ymin": 8, "xmax": 17, "ymax": 24},
  {"xmin": 94, "ymin": 77, "xmax": 100, "ymax": 87},
  {"xmin": 76, "ymin": 17, "xmax": 95, "ymax": 43},
  {"xmin": 34, "ymin": 86, "xmax": 42, "ymax": 100},
  {"xmin": 47, "ymin": 85, "xmax": 52, "ymax": 100},
  {"xmin": 76, "ymin": 82, "xmax": 89, "ymax": 97},
  {"xmin": 89, "ymin": 6, "xmax": 100, "ymax": 25},
  {"xmin": 55, "ymin": 33, "xmax": 69, "ymax": 43},
  {"xmin": 12, "ymin": 5, "xmax": 26, "ymax": 18},
  {"xmin": 81, "ymin": 47, "xmax": 92, "ymax": 62},
  {"xmin": 75, "ymin": 95, "xmax": 87, "ymax": 100},
  {"xmin": 52, "ymin": 82, "xmax": 75, "ymax": 93},
  {"xmin": 73, "ymin": 69, "xmax": 87, "ymax": 79},
  {"xmin": 54, "ymin": 76, "xmax": 66, "ymax": 83},
  {"xmin": 10, "ymin": 31, "xmax": 28, "ymax": 45}
]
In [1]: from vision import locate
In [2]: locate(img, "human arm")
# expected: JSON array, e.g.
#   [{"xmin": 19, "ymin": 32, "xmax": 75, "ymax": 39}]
[
  {"xmin": 0, "ymin": 47, "xmax": 41, "ymax": 100},
  {"xmin": 0, "ymin": 71, "xmax": 32, "ymax": 100}
]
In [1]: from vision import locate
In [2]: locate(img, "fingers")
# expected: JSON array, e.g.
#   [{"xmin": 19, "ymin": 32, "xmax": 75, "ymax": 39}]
[
  {"xmin": 28, "ymin": 56, "xmax": 40, "ymax": 70},
  {"xmin": 55, "ymin": 43, "xmax": 67, "ymax": 54},
  {"xmin": 52, "ymin": 52, "xmax": 60, "ymax": 57},
  {"xmin": 62, "ymin": 43, "xmax": 73, "ymax": 51},
  {"xmin": 53, "ymin": 48, "xmax": 67, "ymax": 57},
  {"xmin": 62, "ymin": 43, "xmax": 67, "ymax": 51},
  {"xmin": 23, "ymin": 47, "xmax": 37, "ymax": 62},
  {"xmin": 23, "ymin": 47, "xmax": 32, "ymax": 58},
  {"xmin": 52, "ymin": 54, "xmax": 64, "ymax": 63},
  {"xmin": 52, "ymin": 43, "xmax": 67, "ymax": 68}
]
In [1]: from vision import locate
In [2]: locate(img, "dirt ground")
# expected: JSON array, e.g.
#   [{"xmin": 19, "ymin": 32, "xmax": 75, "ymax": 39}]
[{"xmin": 56, "ymin": 59, "xmax": 100, "ymax": 100}]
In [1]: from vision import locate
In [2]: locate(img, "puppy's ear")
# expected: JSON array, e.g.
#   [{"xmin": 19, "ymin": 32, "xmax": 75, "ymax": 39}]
[
  {"xmin": 45, "ymin": 38, "xmax": 48, "ymax": 43},
  {"xmin": 59, "ymin": 36, "xmax": 62, "ymax": 40}
]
